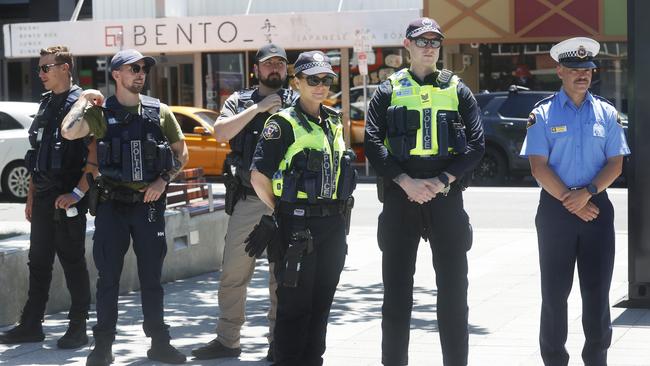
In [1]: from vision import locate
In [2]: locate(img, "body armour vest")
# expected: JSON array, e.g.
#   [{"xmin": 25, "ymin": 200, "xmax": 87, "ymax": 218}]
[
  {"xmin": 271, "ymin": 106, "xmax": 356, "ymax": 203},
  {"xmin": 25, "ymin": 85, "xmax": 87, "ymax": 190},
  {"xmin": 386, "ymin": 68, "xmax": 466, "ymax": 160},
  {"xmin": 96, "ymin": 95, "xmax": 174, "ymax": 183},
  {"xmin": 228, "ymin": 88, "xmax": 297, "ymax": 186}
]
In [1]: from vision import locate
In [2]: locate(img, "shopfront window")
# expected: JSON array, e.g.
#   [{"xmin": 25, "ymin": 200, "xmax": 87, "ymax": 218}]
[
  {"xmin": 479, "ymin": 42, "xmax": 628, "ymax": 112},
  {"xmin": 203, "ymin": 52, "xmax": 246, "ymax": 111}
]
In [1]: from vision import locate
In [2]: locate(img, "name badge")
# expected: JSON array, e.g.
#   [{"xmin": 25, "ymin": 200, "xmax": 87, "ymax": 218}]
[
  {"xmin": 551, "ymin": 125, "xmax": 567, "ymax": 133},
  {"xmin": 395, "ymin": 89, "xmax": 413, "ymax": 97},
  {"xmin": 593, "ymin": 123, "xmax": 605, "ymax": 137}
]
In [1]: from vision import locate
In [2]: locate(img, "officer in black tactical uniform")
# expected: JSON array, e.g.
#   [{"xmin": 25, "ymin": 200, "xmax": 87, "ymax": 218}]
[
  {"xmin": 364, "ymin": 18, "xmax": 485, "ymax": 366},
  {"xmin": 61, "ymin": 49, "xmax": 189, "ymax": 366},
  {"xmin": 192, "ymin": 43, "xmax": 297, "ymax": 362},
  {"xmin": 0, "ymin": 46, "xmax": 93, "ymax": 350},
  {"xmin": 248, "ymin": 50, "xmax": 357, "ymax": 366}
]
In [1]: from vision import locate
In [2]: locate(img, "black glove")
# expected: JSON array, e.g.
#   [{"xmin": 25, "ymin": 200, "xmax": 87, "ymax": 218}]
[{"xmin": 244, "ymin": 214, "xmax": 278, "ymax": 258}]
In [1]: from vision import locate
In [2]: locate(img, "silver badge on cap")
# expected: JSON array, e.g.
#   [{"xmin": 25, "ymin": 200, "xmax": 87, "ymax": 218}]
[
  {"xmin": 313, "ymin": 53, "xmax": 325, "ymax": 62},
  {"xmin": 422, "ymin": 18, "xmax": 433, "ymax": 26},
  {"xmin": 577, "ymin": 45, "xmax": 587, "ymax": 58},
  {"xmin": 270, "ymin": 46, "xmax": 277, "ymax": 52}
]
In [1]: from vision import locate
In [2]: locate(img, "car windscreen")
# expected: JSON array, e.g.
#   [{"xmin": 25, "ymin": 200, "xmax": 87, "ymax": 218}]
[
  {"xmin": 474, "ymin": 94, "xmax": 496, "ymax": 111},
  {"xmin": 195, "ymin": 111, "xmax": 219, "ymax": 126},
  {"xmin": 498, "ymin": 93, "xmax": 551, "ymax": 119}
]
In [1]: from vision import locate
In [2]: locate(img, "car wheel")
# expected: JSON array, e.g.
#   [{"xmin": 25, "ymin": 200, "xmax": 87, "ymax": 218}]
[
  {"xmin": 473, "ymin": 147, "xmax": 507, "ymax": 186},
  {"xmin": 2, "ymin": 161, "xmax": 30, "ymax": 201}
]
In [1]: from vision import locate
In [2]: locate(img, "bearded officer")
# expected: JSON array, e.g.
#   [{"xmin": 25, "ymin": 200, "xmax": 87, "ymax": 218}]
[
  {"xmin": 192, "ymin": 43, "xmax": 297, "ymax": 362},
  {"xmin": 61, "ymin": 49, "xmax": 188, "ymax": 366}
]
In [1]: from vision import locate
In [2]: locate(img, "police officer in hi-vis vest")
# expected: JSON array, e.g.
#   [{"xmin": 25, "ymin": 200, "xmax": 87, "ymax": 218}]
[
  {"xmin": 246, "ymin": 50, "xmax": 357, "ymax": 366},
  {"xmin": 0, "ymin": 46, "xmax": 94, "ymax": 350},
  {"xmin": 192, "ymin": 43, "xmax": 297, "ymax": 362},
  {"xmin": 364, "ymin": 18, "xmax": 485, "ymax": 366},
  {"xmin": 61, "ymin": 49, "xmax": 189, "ymax": 366}
]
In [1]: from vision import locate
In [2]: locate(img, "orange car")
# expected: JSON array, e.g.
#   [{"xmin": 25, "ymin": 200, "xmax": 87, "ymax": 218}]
[{"xmin": 170, "ymin": 106, "xmax": 230, "ymax": 176}]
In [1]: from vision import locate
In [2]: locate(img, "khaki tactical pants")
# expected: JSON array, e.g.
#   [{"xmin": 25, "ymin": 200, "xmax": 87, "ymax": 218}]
[{"xmin": 216, "ymin": 195, "xmax": 277, "ymax": 348}]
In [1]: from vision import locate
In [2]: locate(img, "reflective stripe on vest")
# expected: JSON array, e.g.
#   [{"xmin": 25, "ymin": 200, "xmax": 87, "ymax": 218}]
[
  {"xmin": 388, "ymin": 68, "xmax": 460, "ymax": 156},
  {"xmin": 271, "ymin": 107, "xmax": 346, "ymax": 200}
]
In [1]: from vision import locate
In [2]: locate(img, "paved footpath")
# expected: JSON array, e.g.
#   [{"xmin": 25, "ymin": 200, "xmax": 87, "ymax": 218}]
[{"xmin": 1, "ymin": 187, "xmax": 649, "ymax": 365}]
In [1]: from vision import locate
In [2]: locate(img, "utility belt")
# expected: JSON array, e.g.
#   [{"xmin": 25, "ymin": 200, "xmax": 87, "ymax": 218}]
[
  {"xmin": 376, "ymin": 171, "xmax": 464, "ymax": 203},
  {"xmin": 86, "ymin": 174, "xmax": 146, "ymax": 215},
  {"xmin": 278, "ymin": 200, "xmax": 346, "ymax": 217},
  {"xmin": 386, "ymin": 105, "xmax": 466, "ymax": 162}
]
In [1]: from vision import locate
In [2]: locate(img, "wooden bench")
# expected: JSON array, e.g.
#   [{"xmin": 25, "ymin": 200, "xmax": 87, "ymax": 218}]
[{"xmin": 166, "ymin": 168, "xmax": 224, "ymax": 216}]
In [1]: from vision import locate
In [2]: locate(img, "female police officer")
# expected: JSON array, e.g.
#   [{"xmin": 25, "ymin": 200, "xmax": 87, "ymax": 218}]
[{"xmin": 247, "ymin": 50, "xmax": 356, "ymax": 366}]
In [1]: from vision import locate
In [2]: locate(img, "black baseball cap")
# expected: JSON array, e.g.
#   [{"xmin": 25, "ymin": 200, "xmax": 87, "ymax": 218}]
[
  {"xmin": 110, "ymin": 49, "xmax": 156, "ymax": 71},
  {"xmin": 406, "ymin": 17, "xmax": 444, "ymax": 39},
  {"xmin": 293, "ymin": 51, "xmax": 336, "ymax": 76},
  {"xmin": 255, "ymin": 43, "xmax": 288, "ymax": 63}
]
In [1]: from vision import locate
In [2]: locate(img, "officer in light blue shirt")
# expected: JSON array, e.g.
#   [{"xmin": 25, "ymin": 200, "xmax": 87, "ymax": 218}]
[{"xmin": 521, "ymin": 37, "xmax": 630, "ymax": 366}]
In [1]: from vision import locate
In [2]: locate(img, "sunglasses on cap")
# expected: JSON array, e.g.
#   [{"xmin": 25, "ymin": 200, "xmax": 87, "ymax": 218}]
[
  {"xmin": 125, "ymin": 63, "xmax": 151, "ymax": 74},
  {"xmin": 411, "ymin": 38, "xmax": 442, "ymax": 49},
  {"xmin": 304, "ymin": 75, "xmax": 335, "ymax": 87},
  {"xmin": 37, "ymin": 63, "xmax": 65, "ymax": 74}
]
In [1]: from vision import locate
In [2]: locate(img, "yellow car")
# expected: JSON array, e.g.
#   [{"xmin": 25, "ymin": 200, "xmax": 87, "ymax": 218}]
[{"xmin": 170, "ymin": 106, "xmax": 230, "ymax": 176}]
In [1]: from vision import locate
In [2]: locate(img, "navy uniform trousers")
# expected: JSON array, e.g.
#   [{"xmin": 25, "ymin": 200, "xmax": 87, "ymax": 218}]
[
  {"xmin": 92, "ymin": 197, "xmax": 169, "ymax": 339},
  {"xmin": 272, "ymin": 211, "xmax": 347, "ymax": 366},
  {"xmin": 26, "ymin": 190, "xmax": 91, "ymax": 320},
  {"xmin": 536, "ymin": 190, "xmax": 615, "ymax": 366},
  {"xmin": 379, "ymin": 183, "xmax": 472, "ymax": 366}
]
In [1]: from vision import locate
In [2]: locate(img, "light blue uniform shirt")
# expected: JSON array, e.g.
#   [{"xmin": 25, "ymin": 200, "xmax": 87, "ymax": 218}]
[{"xmin": 520, "ymin": 88, "xmax": 630, "ymax": 188}]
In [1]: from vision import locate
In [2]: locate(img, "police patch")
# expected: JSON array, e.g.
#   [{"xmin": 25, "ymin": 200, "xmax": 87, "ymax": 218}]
[
  {"xmin": 526, "ymin": 113, "xmax": 536, "ymax": 129},
  {"xmin": 262, "ymin": 121, "xmax": 281, "ymax": 140}
]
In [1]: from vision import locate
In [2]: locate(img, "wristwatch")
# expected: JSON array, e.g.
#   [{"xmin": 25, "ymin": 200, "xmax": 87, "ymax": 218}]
[
  {"xmin": 160, "ymin": 172, "xmax": 171, "ymax": 184},
  {"xmin": 437, "ymin": 173, "xmax": 450, "ymax": 188},
  {"xmin": 586, "ymin": 183, "xmax": 598, "ymax": 195}
]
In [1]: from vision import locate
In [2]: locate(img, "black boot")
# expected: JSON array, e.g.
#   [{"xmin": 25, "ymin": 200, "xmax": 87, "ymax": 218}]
[
  {"xmin": 148, "ymin": 336, "xmax": 186, "ymax": 364},
  {"xmin": 57, "ymin": 318, "xmax": 88, "ymax": 349},
  {"xmin": 0, "ymin": 314, "xmax": 44, "ymax": 344},
  {"xmin": 86, "ymin": 334, "xmax": 114, "ymax": 366}
]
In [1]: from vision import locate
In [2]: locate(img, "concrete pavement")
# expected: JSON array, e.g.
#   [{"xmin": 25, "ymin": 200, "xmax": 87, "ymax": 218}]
[{"xmin": 1, "ymin": 186, "xmax": 648, "ymax": 366}]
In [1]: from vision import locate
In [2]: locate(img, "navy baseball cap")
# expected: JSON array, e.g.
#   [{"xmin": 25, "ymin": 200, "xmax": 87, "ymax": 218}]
[
  {"xmin": 110, "ymin": 49, "xmax": 156, "ymax": 71},
  {"xmin": 406, "ymin": 17, "xmax": 444, "ymax": 39},
  {"xmin": 255, "ymin": 43, "xmax": 288, "ymax": 62},
  {"xmin": 550, "ymin": 37, "xmax": 600, "ymax": 69},
  {"xmin": 293, "ymin": 51, "xmax": 336, "ymax": 76}
]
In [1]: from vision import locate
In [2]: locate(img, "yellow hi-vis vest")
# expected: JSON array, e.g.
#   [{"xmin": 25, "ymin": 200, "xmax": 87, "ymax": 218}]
[
  {"xmin": 388, "ymin": 68, "xmax": 460, "ymax": 156},
  {"xmin": 271, "ymin": 107, "xmax": 346, "ymax": 200}
]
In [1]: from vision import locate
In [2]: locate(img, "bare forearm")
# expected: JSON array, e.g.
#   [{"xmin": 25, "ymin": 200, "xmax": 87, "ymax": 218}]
[
  {"xmin": 530, "ymin": 158, "xmax": 568, "ymax": 200},
  {"xmin": 169, "ymin": 140, "xmax": 189, "ymax": 180},
  {"xmin": 251, "ymin": 170, "xmax": 275, "ymax": 210},
  {"xmin": 214, "ymin": 105, "xmax": 262, "ymax": 142},
  {"xmin": 592, "ymin": 157, "xmax": 624, "ymax": 193},
  {"xmin": 61, "ymin": 99, "xmax": 91, "ymax": 139}
]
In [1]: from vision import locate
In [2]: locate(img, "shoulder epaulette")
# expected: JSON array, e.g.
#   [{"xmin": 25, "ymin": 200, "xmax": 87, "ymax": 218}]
[
  {"xmin": 534, "ymin": 94, "xmax": 556, "ymax": 108},
  {"xmin": 436, "ymin": 69, "xmax": 454, "ymax": 86},
  {"xmin": 593, "ymin": 94, "xmax": 615, "ymax": 107},
  {"xmin": 321, "ymin": 105, "xmax": 342, "ymax": 119}
]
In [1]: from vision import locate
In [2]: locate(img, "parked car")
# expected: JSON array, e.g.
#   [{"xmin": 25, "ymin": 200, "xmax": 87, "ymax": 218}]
[
  {"xmin": 0, "ymin": 102, "xmax": 38, "ymax": 201},
  {"xmin": 170, "ymin": 106, "xmax": 230, "ymax": 176},
  {"xmin": 473, "ymin": 87, "xmax": 554, "ymax": 185}
]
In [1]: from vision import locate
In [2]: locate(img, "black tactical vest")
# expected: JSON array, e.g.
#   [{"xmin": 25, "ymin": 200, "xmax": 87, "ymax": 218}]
[
  {"xmin": 228, "ymin": 87, "xmax": 297, "ymax": 186},
  {"xmin": 25, "ymin": 85, "xmax": 87, "ymax": 191},
  {"xmin": 96, "ymin": 95, "xmax": 174, "ymax": 183}
]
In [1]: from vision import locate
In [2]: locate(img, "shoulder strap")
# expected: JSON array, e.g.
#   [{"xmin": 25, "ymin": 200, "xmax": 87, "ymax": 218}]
[
  {"xmin": 139, "ymin": 95, "xmax": 161, "ymax": 126},
  {"xmin": 436, "ymin": 69, "xmax": 455, "ymax": 88}
]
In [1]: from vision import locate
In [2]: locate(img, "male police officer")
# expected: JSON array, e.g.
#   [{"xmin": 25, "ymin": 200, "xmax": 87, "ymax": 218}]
[
  {"xmin": 249, "ymin": 50, "xmax": 356, "ymax": 366},
  {"xmin": 364, "ymin": 18, "xmax": 484, "ymax": 366},
  {"xmin": 192, "ymin": 43, "xmax": 296, "ymax": 361},
  {"xmin": 0, "ymin": 46, "xmax": 93, "ymax": 349},
  {"xmin": 61, "ymin": 49, "xmax": 189, "ymax": 366},
  {"xmin": 520, "ymin": 37, "xmax": 630, "ymax": 366}
]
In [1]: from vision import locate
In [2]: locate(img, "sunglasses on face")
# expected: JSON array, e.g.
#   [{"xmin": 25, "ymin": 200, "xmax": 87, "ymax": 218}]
[
  {"xmin": 304, "ymin": 75, "xmax": 335, "ymax": 87},
  {"xmin": 260, "ymin": 60, "xmax": 287, "ymax": 69},
  {"xmin": 126, "ymin": 64, "xmax": 151, "ymax": 74},
  {"xmin": 412, "ymin": 38, "xmax": 442, "ymax": 49},
  {"xmin": 37, "ymin": 63, "xmax": 65, "ymax": 74}
]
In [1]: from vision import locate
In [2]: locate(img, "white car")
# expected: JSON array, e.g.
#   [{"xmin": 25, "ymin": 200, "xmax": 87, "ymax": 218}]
[{"xmin": 0, "ymin": 102, "xmax": 38, "ymax": 200}]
